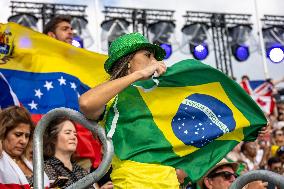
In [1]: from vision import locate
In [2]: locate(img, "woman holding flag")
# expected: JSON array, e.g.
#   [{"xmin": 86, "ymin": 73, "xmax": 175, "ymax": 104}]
[
  {"xmin": 79, "ymin": 32, "xmax": 269, "ymax": 188},
  {"xmin": 79, "ymin": 33, "xmax": 181, "ymax": 188}
]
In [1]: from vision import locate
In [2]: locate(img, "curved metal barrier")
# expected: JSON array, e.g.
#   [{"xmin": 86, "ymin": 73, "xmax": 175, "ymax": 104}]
[
  {"xmin": 230, "ymin": 170, "xmax": 284, "ymax": 189},
  {"xmin": 33, "ymin": 108, "xmax": 114, "ymax": 189}
]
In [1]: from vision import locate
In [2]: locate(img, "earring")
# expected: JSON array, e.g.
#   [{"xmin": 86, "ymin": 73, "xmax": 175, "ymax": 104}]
[{"xmin": 128, "ymin": 63, "xmax": 131, "ymax": 69}]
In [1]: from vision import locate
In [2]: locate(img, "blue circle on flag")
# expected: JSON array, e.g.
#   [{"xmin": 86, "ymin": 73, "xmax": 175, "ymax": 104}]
[{"xmin": 171, "ymin": 93, "xmax": 236, "ymax": 148}]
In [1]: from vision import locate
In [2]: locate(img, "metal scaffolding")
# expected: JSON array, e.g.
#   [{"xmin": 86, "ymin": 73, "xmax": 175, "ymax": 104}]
[
  {"xmin": 183, "ymin": 11, "xmax": 252, "ymax": 77},
  {"xmin": 10, "ymin": 1, "xmax": 87, "ymax": 29},
  {"xmin": 102, "ymin": 6, "xmax": 175, "ymax": 37}
]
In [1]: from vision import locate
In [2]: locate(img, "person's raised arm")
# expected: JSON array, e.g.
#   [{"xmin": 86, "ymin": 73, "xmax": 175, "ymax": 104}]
[{"xmin": 79, "ymin": 61, "xmax": 166, "ymax": 120}]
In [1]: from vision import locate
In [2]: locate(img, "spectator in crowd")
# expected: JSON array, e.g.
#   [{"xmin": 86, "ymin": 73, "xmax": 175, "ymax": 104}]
[
  {"xmin": 276, "ymin": 146, "xmax": 284, "ymax": 166},
  {"xmin": 272, "ymin": 129, "xmax": 284, "ymax": 146},
  {"xmin": 43, "ymin": 15, "xmax": 102, "ymax": 171},
  {"xmin": 0, "ymin": 106, "xmax": 49, "ymax": 188},
  {"xmin": 239, "ymin": 142, "xmax": 260, "ymax": 170},
  {"xmin": 198, "ymin": 158, "xmax": 239, "ymax": 189},
  {"xmin": 43, "ymin": 15, "xmax": 74, "ymax": 44},
  {"xmin": 43, "ymin": 116, "xmax": 93, "ymax": 188},
  {"xmin": 267, "ymin": 157, "xmax": 282, "ymax": 189},
  {"xmin": 267, "ymin": 157, "xmax": 282, "ymax": 175},
  {"xmin": 270, "ymin": 129, "xmax": 284, "ymax": 157}
]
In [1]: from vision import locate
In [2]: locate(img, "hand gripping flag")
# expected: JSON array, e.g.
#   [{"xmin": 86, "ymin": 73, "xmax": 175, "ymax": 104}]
[
  {"xmin": 0, "ymin": 22, "xmax": 108, "ymax": 168},
  {"xmin": 105, "ymin": 59, "xmax": 267, "ymax": 183}
]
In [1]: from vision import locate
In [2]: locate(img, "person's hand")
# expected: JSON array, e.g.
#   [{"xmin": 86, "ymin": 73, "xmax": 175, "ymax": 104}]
[
  {"xmin": 258, "ymin": 122, "xmax": 270, "ymax": 138},
  {"xmin": 176, "ymin": 169, "xmax": 187, "ymax": 184},
  {"xmin": 245, "ymin": 181, "xmax": 268, "ymax": 189},
  {"xmin": 100, "ymin": 181, "xmax": 113, "ymax": 189},
  {"xmin": 135, "ymin": 60, "xmax": 167, "ymax": 80}
]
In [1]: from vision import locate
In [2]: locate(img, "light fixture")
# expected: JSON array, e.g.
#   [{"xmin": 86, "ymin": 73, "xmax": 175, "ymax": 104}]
[
  {"xmin": 148, "ymin": 21, "xmax": 175, "ymax": 59},
  {"xmin": 182, "ymin": 23, "xmax": 209, "ymax": 60},
  {"xmin": 263, "ymin": 26, "xmax": 284, "ymax": 63},
  {"xmin": 8, "ymin": 13, "xmax": 38, "ymax": 31},
  {"xmin": 72, "ymin": 35, "xmax": 84, "ymax": 48},
  {"xmin": 101, "ymin": 18, "xmax": 130, "ymax": 49},
  {"xmin": 190, "ymin": 43, "xmax": 209, "ymax": 60},
  {"xmin": 71, "ymin": 17, "xmax": 93, "ymax": 48},
  {"xmin": 228, "ymin": 25, "xmax": 252, "ymax": 62}
]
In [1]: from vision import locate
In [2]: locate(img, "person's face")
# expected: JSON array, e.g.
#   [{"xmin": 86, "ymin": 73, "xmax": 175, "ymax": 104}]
[
  {"xmin": 2, "ymin": 123, "xmax": 31, "ymax": 158},
  {"xmin": 204, "ymin": 166, "xmax": 237, "ymax": 189},
  {"xmin": 55, "ymin": 120, "xmax": 77, "ymax": 155},
  {"xmin": 48, "ymin": 21, "xmax": 73, "ymax": 44},
  {"xmin": 269, "ymin": 162, "xmax": 283, "ymax": 174},
  {"xmin": 128, "ymin": 50, "xmax": 156, "ymax": 73},
  {"xmin": 244, "ymin": 142, "xmax": 257, "ymax": 158},
  {"xmin": 274, "ymin": 130, "xmax": 284, "ymax": 144}
]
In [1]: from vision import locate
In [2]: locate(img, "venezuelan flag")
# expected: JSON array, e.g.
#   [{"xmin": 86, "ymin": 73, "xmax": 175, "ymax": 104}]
[
  {"xmin": 105, "ymin": 59, "xmax": 267, "ymax": 183},
  {"xmin": 0, "ymin": 22, "xmax": 108, "ymax": 167}
]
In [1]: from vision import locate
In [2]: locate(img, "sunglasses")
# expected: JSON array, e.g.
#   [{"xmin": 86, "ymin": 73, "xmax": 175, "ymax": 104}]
[{"xmin": 208, "ymin": 171, "xmax": 238, "ymax": 181}]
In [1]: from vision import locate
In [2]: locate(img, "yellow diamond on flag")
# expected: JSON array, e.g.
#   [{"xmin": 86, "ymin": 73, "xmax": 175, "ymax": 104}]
[{"xmin": 137, "ymin": 82, "xmax": 249, "ymax": 157}]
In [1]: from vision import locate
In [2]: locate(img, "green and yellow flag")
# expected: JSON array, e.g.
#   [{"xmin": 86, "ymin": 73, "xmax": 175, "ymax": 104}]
[{"xmin": 105, "ymin": 59, "xmax": 267, "ymax": 183}]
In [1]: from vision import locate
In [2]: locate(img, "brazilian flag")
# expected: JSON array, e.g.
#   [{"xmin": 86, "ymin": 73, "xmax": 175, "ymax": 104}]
[{"xmin": 105, "ymin": 59, "xmax": 267, "ymax": 183}]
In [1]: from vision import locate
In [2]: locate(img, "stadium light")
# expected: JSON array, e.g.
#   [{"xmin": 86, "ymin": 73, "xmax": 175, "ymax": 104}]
[
  {"xmin": 8, "ymin": 13, "xmax": 38, "ymax": 31},
  {"xmin": 182, "ymin": 23, "xmax": 209, "ymax": 60},
  {"xmin": 263, "ymin": 26, "xmax": 284, "ymax": 63},
  {"xmin": 228, "ymin": 25, "xmax": 252, "ymax": 62},
  {"xmin": 72, "ymin": 35, "xmax": 84, "ymax": 48},
  {"xmin": 148, "ymin": 21, "xmax": 175, "ymax": 59},
  {"xmin": 101, "ymin": 18, "xmax": 130, "ymax": 48},
  {"xmin": 71, "ymin": 17, "xmax": 93, "ymax": 48}
]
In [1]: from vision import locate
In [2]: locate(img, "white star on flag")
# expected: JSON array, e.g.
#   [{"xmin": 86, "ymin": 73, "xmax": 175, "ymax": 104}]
[
  {"xmin": 34, "ymin": 89, "xmax": 43, "ymax": 99},
  {"xmin": 70, "ymin": 82, "xmax": 77, "ymax": 90},
  {"xmin": 44, "ymin": 81, "xmax": 54, "ymax": 91},
  {"xmin": 58, "ymin": 76, "xmax": 66, "ymax": 85},
  {"xmin": 28, "ymin": 100, "xmax": 38, "ymax": 110}
]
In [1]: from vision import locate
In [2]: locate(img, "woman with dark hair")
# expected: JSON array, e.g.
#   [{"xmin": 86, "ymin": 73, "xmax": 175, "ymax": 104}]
[
  {"xmin": 43, "ymin": 116, "xmax": 94, "ymax": 188},
  {"xmin": 0, "ymin": 106, "xmax": 49, "ymax": 188},
  {"xmin": 79, "ymin": 33, "xmax": 179, "ymax": 188}
]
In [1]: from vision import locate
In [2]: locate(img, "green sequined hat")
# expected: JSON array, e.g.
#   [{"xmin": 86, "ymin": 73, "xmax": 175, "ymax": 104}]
[{"xmin": 104, "ymin": 32, "xmax": 166, "ymax": 74}]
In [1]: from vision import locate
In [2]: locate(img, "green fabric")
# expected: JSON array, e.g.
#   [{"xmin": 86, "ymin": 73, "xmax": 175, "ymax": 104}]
[{"xmin": 105, "ymin": 59, "xmax": 267, "ymax": 183}]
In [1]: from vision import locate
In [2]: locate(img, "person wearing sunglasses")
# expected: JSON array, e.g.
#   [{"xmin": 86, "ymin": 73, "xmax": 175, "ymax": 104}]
[{"xmin": 198, "ymin": 158, "xmax": 238, "ymax": 189}]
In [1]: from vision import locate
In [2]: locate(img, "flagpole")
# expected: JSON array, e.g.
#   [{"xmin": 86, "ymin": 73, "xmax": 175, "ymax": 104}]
[{"xmin": 254, "ymin": 0, "xmax": 269, "ymax": 79}]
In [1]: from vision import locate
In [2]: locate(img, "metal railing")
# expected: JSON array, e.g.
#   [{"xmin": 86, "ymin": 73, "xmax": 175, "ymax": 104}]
[
  {"xmin": 33, "ymin": 108, "xmax": 114, "ymax": 189},
  {"xmin": 230, "ymin": 170, "xmax": 284, "ymax": 189}
]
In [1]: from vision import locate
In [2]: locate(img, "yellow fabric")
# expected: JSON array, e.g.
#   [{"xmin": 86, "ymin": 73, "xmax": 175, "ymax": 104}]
[
  {"xmin": 0, "ymin": 22, "xmax": 108, "ymax": 87},
  {"xmin": 111, "ymin": 156, "xmax": 180, "ymax": 189},
  {"xmin": 138, "ymin": 82, "xmax": 250, "ymax": 157},
  {"xmin": 271, "ymin": 145, "xmax": 280, "ymax": 156}
]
